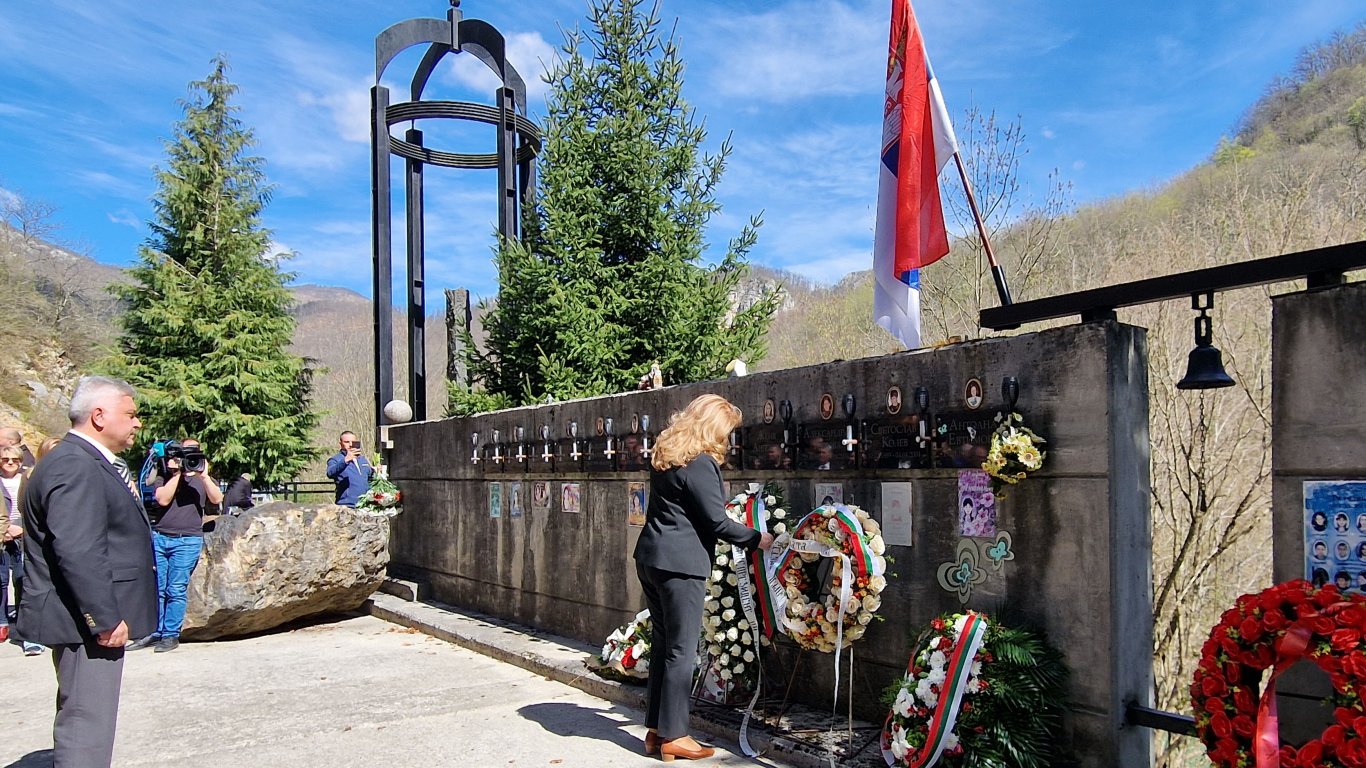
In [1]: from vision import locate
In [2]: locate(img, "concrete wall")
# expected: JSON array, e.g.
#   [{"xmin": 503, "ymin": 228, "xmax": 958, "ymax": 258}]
[
  {"xmin": 1270, "ymin": 282, "xmax": 1366, "ymax": 737},
  {"xmin": 387, "ymin": 320, "xmax": 1152, "ymax": 767}
]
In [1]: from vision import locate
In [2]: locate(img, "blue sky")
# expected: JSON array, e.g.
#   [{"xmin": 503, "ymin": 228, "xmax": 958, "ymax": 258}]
[{"xmin": 2, "ymin": 0, "xmax": 1363, "ymax": 302}]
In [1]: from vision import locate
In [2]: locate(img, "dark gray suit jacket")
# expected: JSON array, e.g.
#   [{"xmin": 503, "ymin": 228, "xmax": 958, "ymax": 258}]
[
  {"xmin": 633, "ymin": 454, "xmax": 760, "ymax": 578},
  {"xmin": 19, "ymin": 435, "xmax": 157, "ymax": 645}
]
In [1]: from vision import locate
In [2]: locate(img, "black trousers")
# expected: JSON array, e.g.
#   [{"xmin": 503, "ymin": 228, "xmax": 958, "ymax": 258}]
[{"xmin": 636, "ymin": 562, "xmax": 705, "ymax": 740}]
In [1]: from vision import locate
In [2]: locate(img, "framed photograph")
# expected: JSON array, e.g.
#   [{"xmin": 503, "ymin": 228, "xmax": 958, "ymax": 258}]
[
  {"xmin": 562, "ymin": 482, "xmax": 582, "ymax": 515},
  {"xmin": 627, "ymin": 481, "xmax": 647, "ymax": 526},
  {"xmin": 531, "ymin": 481, "xmax": 552, "ymax": 511},
  {"xmin": 489, "ymin": 482, "xmax": 503, "ymax": 519},
  {"xmin": 509, "ymin": 481, "xmax": 524, "ymax": 518},
  {"xmin": 1304, "ymin": 480, "xmax": 1366, "ymax": 592},
  {"xmin": 957, "ymin": 469, "xmax": 996, "ymax": 537}
]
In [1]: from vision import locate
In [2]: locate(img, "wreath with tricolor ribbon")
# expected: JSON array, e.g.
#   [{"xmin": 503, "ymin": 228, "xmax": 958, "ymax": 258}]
[
  {"xmin": 881, "ymin": 611, "xmax": 1067, "ymax": 768},
  {"xmin": 776, "ymin": 504, "xmax": 888, "ymax": 652},
  {"xmin": 1191, "ymin": 580, "xmax": 1366, "ymax": 768}
]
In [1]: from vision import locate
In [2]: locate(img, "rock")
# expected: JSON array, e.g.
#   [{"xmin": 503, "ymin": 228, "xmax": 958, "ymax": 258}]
[{"xmin": 181, "ymin": 502, "xmax": 390, "ymax": 641}]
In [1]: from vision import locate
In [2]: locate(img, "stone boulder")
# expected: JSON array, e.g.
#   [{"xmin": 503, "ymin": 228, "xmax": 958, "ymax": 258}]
[{"xmin": 181, "ymin": 502, "xmax": 390, "ymax": 641}]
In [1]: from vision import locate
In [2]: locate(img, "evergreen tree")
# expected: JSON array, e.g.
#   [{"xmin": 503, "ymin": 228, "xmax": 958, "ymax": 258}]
[
  {"xmin": 463, "ymin": 0, "xmax": 781, "ymax": 406},
  {"xmin": 107, "ymin": 57, "xmax": 317, "ymax": 485}
]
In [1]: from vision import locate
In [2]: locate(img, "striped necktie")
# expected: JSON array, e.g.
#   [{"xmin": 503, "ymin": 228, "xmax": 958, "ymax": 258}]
[{"xmin": 111, "ymin": 457, "xmax": 138, "ymax": 498}]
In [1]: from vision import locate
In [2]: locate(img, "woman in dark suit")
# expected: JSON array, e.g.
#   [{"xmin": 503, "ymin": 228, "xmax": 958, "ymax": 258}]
[{"xmin": 633, "ymin": 394, "xmax": 773, "ymax": 761}]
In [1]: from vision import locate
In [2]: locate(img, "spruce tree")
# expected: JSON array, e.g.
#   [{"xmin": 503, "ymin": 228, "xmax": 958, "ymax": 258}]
[
  {"xmin": 107, "ymin": 57, "xmax": 317, "ymax": 485},
  {"xmin": 464, "ymin": 0, "xmax": 780, "ymax": 406}
]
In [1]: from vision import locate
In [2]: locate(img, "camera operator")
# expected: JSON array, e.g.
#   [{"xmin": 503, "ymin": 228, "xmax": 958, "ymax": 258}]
[{"xmin": 127, "ymin": 437, "xmax": 222, "ymax": 654}]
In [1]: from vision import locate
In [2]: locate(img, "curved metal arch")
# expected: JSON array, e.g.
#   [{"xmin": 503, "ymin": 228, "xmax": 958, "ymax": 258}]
[
  {"xmin": 374, "ymin": 17, "xmax": 452, "ymax": 83},
  {"xmin": 409, "ymin": 20, "xmax": 530, "ymax": 112}
]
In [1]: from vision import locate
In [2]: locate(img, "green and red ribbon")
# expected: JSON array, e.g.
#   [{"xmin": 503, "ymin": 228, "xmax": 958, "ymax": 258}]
[{"xmin": 882, "ymin": 612, "xmax": 989, "ymax": 768}]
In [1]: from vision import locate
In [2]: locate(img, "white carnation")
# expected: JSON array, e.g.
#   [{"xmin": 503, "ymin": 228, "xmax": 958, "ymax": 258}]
[
  {"xmin": 737, "ymin": 619, "xmax": 750, "ymax": 630},
  {"xmin": 713, "ymin": 631, "xmax": 726, "ymax": 643},
  {"xmin": 743, "ymin": 651, "xmax": 754, "ymax": 662},
  {"xmin": 730, "ymin": 644, "xmax": 741, "ymax": 656},
  {"xmin": 722, "ymin": 609, "xmax": 736, "ymax": 622},
  {"xmin": 721, "ymin": 596, "xmax": 735, "ymax": 608},
  {"xmin": 720, "ymin": 653, "xmax": 730, "ymax": 664},
  {"xmin": 711, "ymin": 569, "xmax": 724, "ymax": 582},
  {"xmin": 716, "ymin": 554, "xmax": 729, "ymax": 567},
  {"xmin": 726, "ymin": 627, "xmax": 739, "ymax": 641},
  {"xmin": 720, "ymin": 669, "xmax": 732, "ymax": 680},
  {"xmin": 892, "ymin": 687, "xmax": 914, "ymax": 718},
  {"xmin": 726, "ymin": 574, "xmax": 738, "ymax": 586},
  {"xmin": 734, "ymin": 662, "xmax": 745, "ymax": 674}
]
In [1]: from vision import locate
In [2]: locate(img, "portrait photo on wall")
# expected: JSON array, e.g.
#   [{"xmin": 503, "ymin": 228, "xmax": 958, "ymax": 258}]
[
  {"xmin": 531, "ymin": 481, "xmax": 552, "ymax": 511},
  {"xmin": 957, "ymin": 469, "xmax": 997, "ymax": 537},
  {"xmin": 1303, "ymin": 480, "xmax": 1366, "ymax": 592},
  {"xmin": 814, "ymin": 482, "xmax": 843, "ymax": 507},
  {"xmin": 562, "ymin": 482, "xmax": 582, "ymax": 515},
  {"xmin": 489, "ymin": 482, "xmax": 503, "ymax": 519},
  {"xmin": 627, "ymin": 481, "xmax": 647, "ymax": 527},
  {"xmin": 509, "ymin": 481, "xmax": 524, "ymax": 518}
]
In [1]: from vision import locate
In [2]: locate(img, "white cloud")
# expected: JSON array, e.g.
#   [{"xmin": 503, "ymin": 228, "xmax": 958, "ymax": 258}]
[
  {"xmin": 697, "ymin": 1, "xmax": 885, "ymax": 102},
  {"xmin": 444, "ymin": 31, "xmax": 557, "ymax": 103},
  {"xmin": 1041, "ymin": 128, "xmax": 1055, "ymax": 139},
  {"xmin": 107, "ymin": 210, "xmax": 141, "ymax": 229},
  {"xmin": 782, "ymin": 250, "xmax": 873, "ymax": 285}
]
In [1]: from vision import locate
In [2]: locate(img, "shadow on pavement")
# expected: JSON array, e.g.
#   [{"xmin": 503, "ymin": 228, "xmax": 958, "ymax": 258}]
[
  {"xmin": 4, "ymin": 750, "xmax": 53, "ymax": 768},
  {"xmin": 517, "ymin": 702, "xmax": 645, "ymax": 756}
]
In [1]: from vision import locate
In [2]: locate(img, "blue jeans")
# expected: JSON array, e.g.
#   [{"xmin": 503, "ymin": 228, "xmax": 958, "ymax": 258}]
[
  {"xmin": 0, "ymin": 542, "xmax": 20, "ymax": 626},
  {"xmin": 152, "ymin": 532, "xmax": 203, "ymax": 639}
]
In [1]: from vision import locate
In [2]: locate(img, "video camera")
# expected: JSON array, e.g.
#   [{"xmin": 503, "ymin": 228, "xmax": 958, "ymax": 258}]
[{"xmin": 149, "ymin": 439, "xmax": 208, "ymax": 475}]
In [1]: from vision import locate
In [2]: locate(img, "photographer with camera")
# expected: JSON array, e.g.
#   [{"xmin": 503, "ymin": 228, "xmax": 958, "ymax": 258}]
[
  {"xmin": 127, "ymin": 437, "xmax": 222, "ymax": 653},
  {"xmin": 326, "ymin": 431, "xmax": 373, "ymax": 508}
]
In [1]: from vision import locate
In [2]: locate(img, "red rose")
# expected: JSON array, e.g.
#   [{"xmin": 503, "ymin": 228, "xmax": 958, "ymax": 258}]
[
  {"xmin": 1234, "ymin": 688, "xmax": 1255, "ymax": 714},
  {"xmin": 1313, "ymin": 616, "xmax": 1338, "ymax": 635},
  {"xmin": 1299, "ymin": 740, "xmax": 1324, "ymax": 766},
  {"xmin": 1324, "ymin": 724, "xmax": 1347, "ymax": 749},
  {"xmin": 1206, "ymin": 697, "xmax": 1227, "ymax": 715},
  {"xmin": 1353, "ymin": 715, "xmax": 1366, "ymax": 738},
  {"xmin": 1343, "ymin": 741, "xmax": 1366, "ymax": 768},
  {"xmin": 1225, "ymin": 662, "xmax": 1242, "ymax": 683},
  {"xmin": 1339, "ymin": 604, "xmax": 1366, "ymax": 628},
  {"xmin": 1201, "ymin": 675, "xmax": 1227, "ymax": 698},
  {"xmin": 1286, "ymin": 586, "xmax": 1311, "ymax": 605},
  {"xmin": 1280, "ymin": 745, "xmax": 1298, "ymax": 766},
  {"xmin": 1209, "ymin": 712, "xmax": 1232, "ymax": 739},
  {"xmin": 1317, "ymin": 587, "xmax": 1343, "ymax": 607},
  {"xmin": 1263, "ymin": 610, "xmax": 1289, "ymax": 631},
  {"xmin": 1232, "ymin": 714, "xmax": 1255, "ymax": 739},
  {"xmin": 1333, "ymin": 628, "xmax": 1363, "ymax": 652},
  {"xmin": 1239, "ymin": 617, "xmax": 1263, "ymax": 642}
]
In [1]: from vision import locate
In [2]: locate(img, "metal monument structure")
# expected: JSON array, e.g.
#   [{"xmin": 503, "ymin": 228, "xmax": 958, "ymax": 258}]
[{"xmin": 370, "ymin": 1, "xmax": 541, "ymax": 431}]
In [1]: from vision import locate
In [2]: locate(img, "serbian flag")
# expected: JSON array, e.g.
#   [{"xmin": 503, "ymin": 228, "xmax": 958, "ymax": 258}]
[{"xmin": 872, "ymin": 0, "xmax": 958, "ymax": 349}]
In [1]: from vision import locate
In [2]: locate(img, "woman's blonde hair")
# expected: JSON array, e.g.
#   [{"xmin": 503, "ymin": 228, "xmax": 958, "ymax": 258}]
[
  {"xmin": 0, "ymin": 446, "xmax": 20, "ymax": 460},
  {"xmin": 37, "ymin": 437, "xmax": 60, "ymax": 460},
  {"xmin": 651, "ymin": 394, "xmax": 742, "ymax": 471}
]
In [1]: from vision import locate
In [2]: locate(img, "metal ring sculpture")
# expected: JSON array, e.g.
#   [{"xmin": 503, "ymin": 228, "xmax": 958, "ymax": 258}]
[{"xmin": 370, "ymin": 2, "xmax": 541, "ymax": 429}]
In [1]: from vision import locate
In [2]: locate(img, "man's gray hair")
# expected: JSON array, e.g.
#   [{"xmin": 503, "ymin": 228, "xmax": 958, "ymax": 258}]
[{"xmin": 68, "ymin": 376, "xmax": 137, "ymax": 426}]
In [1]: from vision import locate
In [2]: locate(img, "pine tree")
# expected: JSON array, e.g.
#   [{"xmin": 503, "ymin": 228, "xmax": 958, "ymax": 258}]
[
  {"xmin": 463, "ymin": 0, "xmax": 781, "ymax": 406},
  {"xmin": 107, "ymin": 57, "xmax": 317, "ymax": 485}
]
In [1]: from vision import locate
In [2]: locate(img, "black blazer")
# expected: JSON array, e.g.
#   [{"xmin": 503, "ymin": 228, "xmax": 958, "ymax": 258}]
[
  {"xmin": 18, "ymin": 435, "xmax": 157, "ymax": 645},
  {"xmin": 633, "ymin": 454, "xmax": 760, "ymax": 578}
]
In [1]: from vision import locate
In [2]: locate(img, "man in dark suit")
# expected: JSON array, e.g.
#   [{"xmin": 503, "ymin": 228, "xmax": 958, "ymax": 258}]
[{"xmin": 20, "ymin": 375, "xmax": 157, "ymax": 768}]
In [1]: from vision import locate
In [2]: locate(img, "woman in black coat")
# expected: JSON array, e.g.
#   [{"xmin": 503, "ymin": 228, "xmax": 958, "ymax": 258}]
[{"xmin": 632, "ymin": 394, "xmax": 773, "ymax": 761}]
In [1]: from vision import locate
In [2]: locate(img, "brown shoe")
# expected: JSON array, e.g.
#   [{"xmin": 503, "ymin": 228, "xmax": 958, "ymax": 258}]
[
  {"xmin": 644, "ymin": 730, "xmax": 660, "ymax": 756},
  {"xmin": 660, "ymin": 736, "xmax": 714, "ymax": 762}
]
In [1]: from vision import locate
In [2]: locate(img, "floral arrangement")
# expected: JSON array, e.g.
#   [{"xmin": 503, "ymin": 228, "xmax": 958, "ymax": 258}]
[
  {"xmin": 356, "ymin": 466, "xmax": 403, "ymax": 516},
  {"xmin": 586, "ymin": 609, "xmax": 651, "ymax": 683},
  {"xmin": 776, "ymin": 504, "xmax": 887, "ymax": 652},
  {"xmin": 882, "ymin": 611, "xmax": 1067, "ymax": 768},
  {"xmin": 1191, "ymin": 580, "xmax": 1366, "ymax": 768},
  {"xmin": 981, "ymin": 412, "xmax": 1046, "ymax": 496},
  {"xmin": 698, "ymin": 483, "xmax": 789, "ymax": 701}
]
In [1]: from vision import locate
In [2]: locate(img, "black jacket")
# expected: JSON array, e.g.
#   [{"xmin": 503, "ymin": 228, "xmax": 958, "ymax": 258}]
[
  {"xmin": 18, "ymin": 435, "xmax": 157, "ymax": 645},
  {"xmin": 633, "ymin": 453, "xmax": 760, "ymax": 578}
]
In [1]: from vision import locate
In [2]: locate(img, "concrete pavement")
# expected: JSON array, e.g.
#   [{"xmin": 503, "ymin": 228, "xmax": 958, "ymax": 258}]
[{"xmin": 0, "ymin": 612, "xmax": 783, "ymax": 768}]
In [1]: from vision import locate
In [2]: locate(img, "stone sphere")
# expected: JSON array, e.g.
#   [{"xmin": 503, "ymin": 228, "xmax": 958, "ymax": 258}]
[{"xmin": 382, "ymin": 400, "xmax": 414, "ymax": 424}]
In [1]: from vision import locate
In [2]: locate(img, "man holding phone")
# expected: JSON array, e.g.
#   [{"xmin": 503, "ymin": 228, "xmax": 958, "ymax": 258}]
[{"xmin": 326, "ymin": 431, "xmax": 373, "ymax": 507}]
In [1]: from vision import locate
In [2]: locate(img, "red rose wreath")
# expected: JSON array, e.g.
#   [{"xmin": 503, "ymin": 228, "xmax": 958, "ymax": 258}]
[{"xmin": 1191, "ymin": 580, "xmax": 1366, "ymax": 768}]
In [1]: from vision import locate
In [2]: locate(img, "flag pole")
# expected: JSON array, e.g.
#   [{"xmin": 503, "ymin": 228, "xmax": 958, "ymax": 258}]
[{"xmin": 951, "ymin": 152, "xmax": 1013, "ymax": 307}]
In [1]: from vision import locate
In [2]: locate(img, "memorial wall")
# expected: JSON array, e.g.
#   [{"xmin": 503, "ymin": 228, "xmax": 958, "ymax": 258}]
[{"xmin": 387, "ymin": 319, "xmax": 1153, "ymax": 766}]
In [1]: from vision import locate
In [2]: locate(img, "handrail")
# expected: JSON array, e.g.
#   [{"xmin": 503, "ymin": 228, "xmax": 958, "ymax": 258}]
[{"xmin": 979, "ymin": 240, "xmax": 1366, "ymax": 331}]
